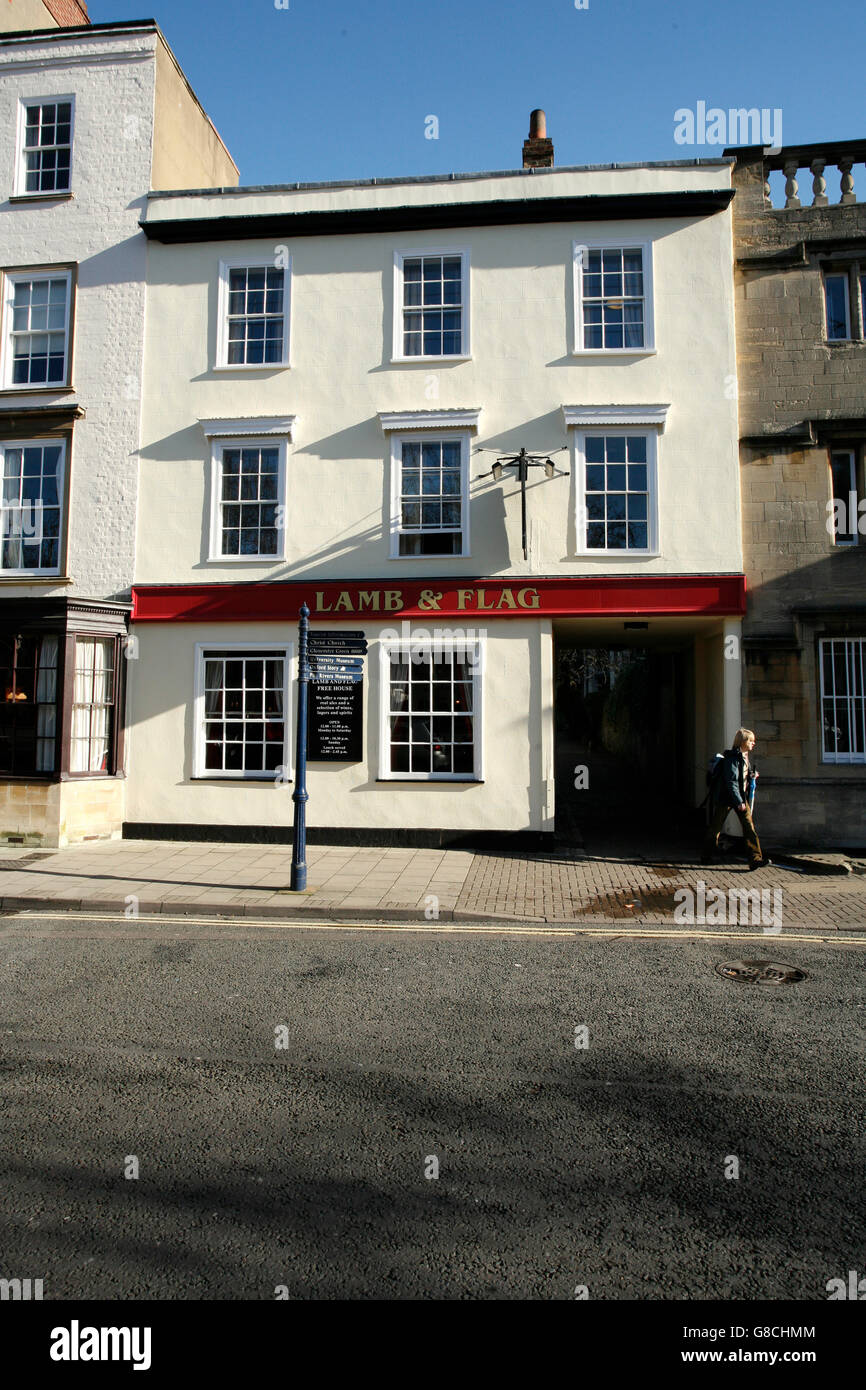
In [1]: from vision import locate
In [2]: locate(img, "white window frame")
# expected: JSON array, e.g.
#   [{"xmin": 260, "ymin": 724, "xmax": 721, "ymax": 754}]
[
  {"xmin": 15, "ymin": 95, "xmax": 75, "ymax": 198},
  {"xmin": 378, "ymin": 636, "xmax": 484, "ymax": 781},
  {"xmin": 569, "ymin": 418, "xmax": 662, "ymax": 557},
  {"xmin": 388, "ymin": 429, "xmax": 471, "ymax": 560},
  {"xmin": 0, "ymin": 436, "xmax": 66, "ymax": 576},
  {"xmin": 392, "ymin": 247, "xmax": 471, "ymax": 362},
  {"xmin": 207, "ymin": 433, "xmax": 288, "ymax": 562},
  {"xmin": 1, "ymin": 267, "xmax": 73, "ymax": 391},
  {"xmin": 193, "ymin": 642, "xmax": 293, "ymax": 780},
  {"xmin": 819, "ymin": 637, "xmax": 866, "ymax": 765},
  {"xmin": 829, "ymin": 449, "xmax": 859, "ymax": 547},
  {"xmin": 215, "ymin": 257, "xmax": 291, "ymax": 370},
  {"xmin": 824, "ymin": 271, "xmax": 852, "ymax": 342},
  {"xmin": 69, "ymin": 634, "xmax": 118, "ymax": 777},
  {"xmin": 572, "ymin": 238, "xmax": 655, "ymax": 355}
]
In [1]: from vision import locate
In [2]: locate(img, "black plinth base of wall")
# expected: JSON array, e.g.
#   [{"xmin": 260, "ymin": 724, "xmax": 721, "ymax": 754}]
[{"xmin": 122, "ymin": 822, "xmax": 555, "ymax": 851}]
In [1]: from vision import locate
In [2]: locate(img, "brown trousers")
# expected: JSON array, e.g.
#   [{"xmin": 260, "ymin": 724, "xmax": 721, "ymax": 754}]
[{"xmin": 703, "ymin": 800, "xmax": 762, "ymax": 864}]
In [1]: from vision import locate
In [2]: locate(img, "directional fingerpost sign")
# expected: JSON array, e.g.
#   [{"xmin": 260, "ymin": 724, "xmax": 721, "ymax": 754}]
[{"xmin": 307, "ymin": 629, "xmax": 366, "ymax": 760}]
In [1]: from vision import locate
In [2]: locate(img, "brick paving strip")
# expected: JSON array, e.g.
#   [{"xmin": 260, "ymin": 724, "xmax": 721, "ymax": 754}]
[{"xmin": 0, "ymin": 840, "xmax": 865, "ymax": 932}]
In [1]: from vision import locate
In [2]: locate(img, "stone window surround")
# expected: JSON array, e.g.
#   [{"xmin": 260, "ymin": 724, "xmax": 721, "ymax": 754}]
[
  {"xmin": 0, "ymin": 408, "xmax": 81, "ymax": 581},
  {"xmin": 380, "ymin": 410, "xmax": 479, "ymax": 562},
  {"xmin": 828, "ymin": 445, "xmax": 865, "ymax": 548},
  {"xmin": 378, "ymin": 635, "xmax": 484, "ymax": 783},
  {"xmin": 214, "ymin": 258, "xmax": 291, "ymax": 371},
  {"xmin": 0, "ymin": 263, "xmax": 77, "ymax": 395},
  {"xmin": 571, "ymin": 237, "xmax": 656, "ymax": 356},
  {"xmin": 818, "ymin": 634, "xmax": 866, "ymax": 766},
  {"xmin": 391, "ymin": 246, "xmax": 471, "ymax": 363},
  {"xmin": 820, "ymin": 253, "xmax": 866, "ymax": 343},
  {"xmin": 14, "ymin": 94, "xmax": 75, "ymax": 200},
  {"xmin": 192, "ymin": 641, "xmax": 293, "ymax": 782},
  {"xmin": 563, "ymin": 404, "xmax": 670, "ymax": 558},
  {"xmin": 200, "ymin": 418, "xmax": 295, "ymax": 565}
]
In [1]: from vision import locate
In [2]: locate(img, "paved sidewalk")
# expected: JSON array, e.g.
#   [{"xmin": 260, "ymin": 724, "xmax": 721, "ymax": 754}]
[{"xmin": 1, "ymin": 838, "xmax": 865, "ymax": 930}]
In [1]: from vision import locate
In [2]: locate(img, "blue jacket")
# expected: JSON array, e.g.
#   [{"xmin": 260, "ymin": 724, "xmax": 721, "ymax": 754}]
[{"xmin": 713, "ymin": 748, "xmax": 751, "ymax": 811}]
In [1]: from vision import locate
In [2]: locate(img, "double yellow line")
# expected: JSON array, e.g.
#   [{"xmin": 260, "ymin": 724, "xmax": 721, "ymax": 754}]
[{"xmin": 9, "ymin": 910, "xmax": 866, "ymax": 946}]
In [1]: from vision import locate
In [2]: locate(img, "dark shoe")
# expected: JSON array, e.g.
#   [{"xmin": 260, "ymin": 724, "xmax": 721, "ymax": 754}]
[
  {"xmin": 700, "ymin": 854, "xmax": 715, "ymax": 865},
  {"xmin": 748, "ymin": 857, "xmax": 773, "ymax": 871}
]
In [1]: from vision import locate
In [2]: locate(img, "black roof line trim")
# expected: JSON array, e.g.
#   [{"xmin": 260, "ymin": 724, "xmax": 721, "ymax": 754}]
[{"xmin": 142, "ymin": 188, "xmax": 734, "ymax": 243}]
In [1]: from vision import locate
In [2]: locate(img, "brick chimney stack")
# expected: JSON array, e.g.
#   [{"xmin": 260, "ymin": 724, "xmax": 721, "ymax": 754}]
[
  {"xmin": 522, "ymin": 109, "xmax": 554, "ymax": 168},
  {"xmin": 42, "ymin": 0, "xmax": 91, "ymax": 24}
]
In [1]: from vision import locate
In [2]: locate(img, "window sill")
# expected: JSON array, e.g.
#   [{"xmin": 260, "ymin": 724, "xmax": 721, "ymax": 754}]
[
  {"xmin": 0, "ymin": 573, "xmax": 71, "ymax": 584},
  {"xmin": 60, "ymin": 770, "xmax": 124, "ymax": 781},
  {"xmin": 390, "ymin": 550, "xmax": 470, "ymax": 561},
  {"xmin": 8, "ymin": 192, "xmax": 74, "ymax": 204},
  {"xmin": 207, "ymin": 556, "xmax": 287, "ymax": 564},
  {"xmin": 572, "ymin": 549, "xmax": 661, "ymax": 559},
  {"xmin": 570, "ymin": 348, "xmax": 657, "ymax": 358},
  {"xmin": 211, "ymin": 363, "xmax": 290, "ymax": 373},
  {"xmin": 376, "ymin": 777, "xmax": 482, "ymax": 783},
  {"xmin": 0, "ymin": 772, "xmax": 59, "ymax": 783},
  {"xmin": 190, "ymin": 775, "xmax": 291, "ymax": 783},
  {"xmin": 0, "ymin": 385, "xmax": 75, "ymax": 396},
  {"xmin": 825, "ymin": 338, "xmax": 865, "ymax": 346},
  {"xmin": 390, "ymin": 355, "xmax": 472, "ymax": 365}
]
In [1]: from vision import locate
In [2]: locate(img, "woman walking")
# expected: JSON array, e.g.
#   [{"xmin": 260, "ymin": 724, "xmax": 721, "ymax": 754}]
[{"xmin": 702, "ymin": 728, "xmax": 772, "ymax": 870}]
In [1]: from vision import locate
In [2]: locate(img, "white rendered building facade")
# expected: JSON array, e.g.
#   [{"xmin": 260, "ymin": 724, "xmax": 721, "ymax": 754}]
[{"xmin": 128, "ymin": 147, "xmax": 746, "ymax": 844}]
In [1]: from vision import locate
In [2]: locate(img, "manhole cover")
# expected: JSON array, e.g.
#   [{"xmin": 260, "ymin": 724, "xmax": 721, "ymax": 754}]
[{"xmin": 716, "ymin": 959, "xmax": 806, "ymax": 986}]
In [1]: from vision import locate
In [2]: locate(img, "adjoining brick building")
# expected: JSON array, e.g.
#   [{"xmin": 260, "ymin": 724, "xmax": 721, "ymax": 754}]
[{"xmin": 728, "ymin": 141, "xmax": 866, "ymax": 847}]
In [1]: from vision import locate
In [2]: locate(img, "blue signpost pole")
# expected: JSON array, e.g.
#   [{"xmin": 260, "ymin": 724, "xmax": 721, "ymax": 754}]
[{"xmin": 290, "ymin": 603, "xmax": 310, "ymax": 892}]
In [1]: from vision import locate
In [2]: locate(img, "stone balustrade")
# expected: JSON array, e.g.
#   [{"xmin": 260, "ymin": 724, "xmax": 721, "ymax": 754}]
[{"xmin": 760, "ymin": 141, "xmax": 865, "ymax": 209}]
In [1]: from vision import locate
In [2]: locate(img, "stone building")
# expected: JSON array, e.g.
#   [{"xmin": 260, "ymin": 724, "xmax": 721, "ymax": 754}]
[
  {"xmin": 0, "ymin": 15, "xmax": 237, "ymax": 846},
  {"xmin": 728, "ymin": 140, "xmax": 866, "ymax": 847}
]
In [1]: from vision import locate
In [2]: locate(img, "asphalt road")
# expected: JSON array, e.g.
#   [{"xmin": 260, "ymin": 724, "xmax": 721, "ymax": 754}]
[{"xmin": 0, "ymin": 912, "xmax": 863, "ymax": 1301}]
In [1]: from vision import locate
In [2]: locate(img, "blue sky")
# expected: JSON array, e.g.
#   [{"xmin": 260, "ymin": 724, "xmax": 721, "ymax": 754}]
[{"xmin": 91, "ymin": 0, "xmax": 864, "ymax": 186}]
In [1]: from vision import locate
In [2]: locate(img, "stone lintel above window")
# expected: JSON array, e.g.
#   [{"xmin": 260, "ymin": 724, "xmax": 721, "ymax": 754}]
[
  {"xmin": 562, "ymin": 404, "xmax": 670, "ymax": 432},
  {"xmin": 199, "ymin": 416, "xmax": 296, "ymax": 441},
  {"xmin": 378, "ymin": 409, "xmax": 481, "ymax": 433}
]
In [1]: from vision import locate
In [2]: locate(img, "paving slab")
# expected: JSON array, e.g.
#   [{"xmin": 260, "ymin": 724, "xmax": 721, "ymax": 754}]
[{"xmin": 2, "ymin": 836, "xmax": 866, "ymax": 932}]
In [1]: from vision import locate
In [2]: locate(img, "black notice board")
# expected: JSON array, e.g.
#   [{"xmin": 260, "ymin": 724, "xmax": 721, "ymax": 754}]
[{"xmin": 307, "ymin": 669, "xmax": 363, "ymax": 761}]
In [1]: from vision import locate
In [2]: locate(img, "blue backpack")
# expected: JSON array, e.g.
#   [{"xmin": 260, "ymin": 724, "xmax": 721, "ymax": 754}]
[
  {"xmin": 699, "ymin": 752, "xmax": 726, "ymax": 809},
  {"xmin": 706, "ymin": 752, "xmax": 725, "ymax": 788}
]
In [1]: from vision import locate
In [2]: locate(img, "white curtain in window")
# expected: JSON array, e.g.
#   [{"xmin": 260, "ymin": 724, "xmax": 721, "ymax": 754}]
[
  {"xmin": 74, "ymin": 638, "xmax": 93, "ymax": 705},
  {"xmin": 92, "ymin": 639, "xmax": 111, "ymax": 704},
  {"xmin": 90, "ymin": 703, "xmax": 109, "ymax": 771},
  {"xmin": 71, "ymin": 638, "xmax": 113, "ymax": 772},
  {"xmin": 36, "ymin": 634, "xmax": 58, "ymax": 701},
  {"xmin": 36, "ymin": 634, "xmax": 58, "ymax": 772},
  {"xmin": 70, "ymin": 705, "xmax": 90, "ymax": 773}
]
